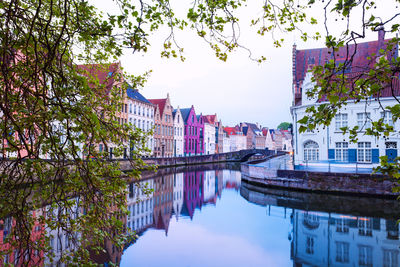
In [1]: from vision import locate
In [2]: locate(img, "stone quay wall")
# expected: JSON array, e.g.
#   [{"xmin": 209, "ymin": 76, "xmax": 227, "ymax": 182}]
[
  {"xmin": 118, "ymin": 149, "xmax": 283, "ymax": 171},
  {"xmin": 241, "ymin": 168, "xmax": 399, "ymax": 198}
]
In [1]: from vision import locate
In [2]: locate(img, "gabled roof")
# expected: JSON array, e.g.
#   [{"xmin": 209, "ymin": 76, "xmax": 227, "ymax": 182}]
[
  {"xmin": 126, "ymin": 86, "xmax": 152, "ymax": 104},
  {"xmin": 77, "ymin": 63, "xmax": 120, "ymax": 93},
  {"xmin": 262, "ymin": 128, "xmax": 268, "ymax": 136},
  {"xmin": 293, "ymin": 31, "xmax": 399, "ymax": 106},
  {"xmin": 172, "ymin": 108, "xmax": 181, "ymax": 119},
  {"xmin": 224, "ymin": 127, "xmax": 240, "ymax": 136},
  {"xmin": 196, "ymin": 114, "xmax": 203, "ymax": 124},
  {"xmin": 180, "ymin": 107, "xmax": 194, "ymax": 123},
  {"xmin": 149, "ymin": 98, "xmax": 167, "ymax": 116},
  {"xmin": 242, "ymin": 127, "xmax": 248, "ymax": 135},
  {"xmin": 203, "ymin": 115, "xmax": 217, "ymax": 125}
]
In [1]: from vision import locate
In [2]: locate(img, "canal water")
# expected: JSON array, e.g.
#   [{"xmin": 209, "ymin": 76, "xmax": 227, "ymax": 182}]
[{"xmin": 121, "ymin": 163, "xmax": 400, "ymax": 267}]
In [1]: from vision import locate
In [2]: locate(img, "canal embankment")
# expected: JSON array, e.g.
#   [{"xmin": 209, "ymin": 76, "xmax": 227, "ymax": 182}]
[
  {"xmin": 241, "ymin": 155, "xmax": 399, "ymax": 198},
  {"xmin": 119, "ymin": 149, "xmax": 285, "ymax": 171}
]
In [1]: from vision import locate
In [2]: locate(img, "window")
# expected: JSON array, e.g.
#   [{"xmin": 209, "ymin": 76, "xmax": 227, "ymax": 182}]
[
  {"xmin": 129, "ymin": 104, "xmax": 132, "ymax": 113},
  {"xmin": 306, "ymin": 236, "xmax": 314, "ymax": 254},
  {"xmin": 336, "ymin": 242, "xmax": 349, "ymax": 263},
  {"xmin": 359, "ymin": 245, "xmax": 373, "ymax": 267},
  {"xmin": 303, "ymin": 141, "xmax": 319, "ymax": 161},
  {"xmin": 335, "ymin": 113, "xmax": 348, "ymax": 131},
  {"xmin": 336, "ymin": 218, "xmax": 349, "ymax": 233},
  {"xmin": 134, "ymin": 105, "xmax": 136, "ymax": 114},
  {"xmin": 357, "ymin": 112, "xmax": 371, "ymax": 130},
  {"xmin": 382, "ymin": 111, "xmax": 394, "ymax": 128},
  {"xmin": 335, "ymin": 142, "xmax": 348, "ymax": 161},
  {"xmin": 358, "ymin": 217, "xmax": 372, "ymax": 236},
  {"xmin": 383, "ymin": 249, "xmax": 399, "ymax": 267},
  {"xmin": 357, "ymin": 142, "xmax": 372, "ymax": 162}
]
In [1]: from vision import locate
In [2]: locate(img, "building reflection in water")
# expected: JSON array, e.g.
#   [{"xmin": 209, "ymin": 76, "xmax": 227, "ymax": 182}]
[
  {"xmin": 125, "ymin": 169, "xmax": 241, "ymax": 238},
  {"xmin": 291, "ymin": 210, "xmax": 400, "ymax": 267}
]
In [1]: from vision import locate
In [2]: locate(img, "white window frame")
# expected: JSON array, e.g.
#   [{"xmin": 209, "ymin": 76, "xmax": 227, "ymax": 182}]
[
  {"xmin": 335, "ymin": 142, "xmax": 349, "ymax": 162},
  {"xmin": 335, "ymin": 113, "xmax": 348, "ymax": 131},
  {"xmin": 357, "ymin": 112, "xmax": 371, "ymax": 130},
  {"xmin": 304, "ymin": 141, "xmax": 319, "ymax": 162},
  {"xmin": 357, "ymin": 142, "xmax": 372, "ymax": 163}
]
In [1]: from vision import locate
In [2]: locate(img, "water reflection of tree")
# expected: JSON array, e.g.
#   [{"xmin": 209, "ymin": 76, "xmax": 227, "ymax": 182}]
[{"xmin": 0, "ymin": 175, "xmax": 151, "ymax": 266}]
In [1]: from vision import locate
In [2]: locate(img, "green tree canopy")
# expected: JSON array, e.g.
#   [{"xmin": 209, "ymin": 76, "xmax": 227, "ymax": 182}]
[
  {"xmin": 1, "ymin": 0, "xmax": 400, "ymax": 265},
  {"xmin": 277, "ymin": 122, "xmax": 292, "ymax": 130}
]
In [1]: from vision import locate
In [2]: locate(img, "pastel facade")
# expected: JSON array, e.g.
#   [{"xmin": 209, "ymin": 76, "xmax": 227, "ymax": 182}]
[
  {"xmin": 204, "ymin": 122, "xmax": 216, "ymax": 155},
  {"xmin": 127, "ymin": 180, "xmax": 154, "ymax": 233},
  {"xmin": 224, "ymin": 127, "xmax": 247, "ymax": 152},
  {"xmin": 126, "ymin": 87, "xmax": 155, "ymax": 156},
  {"xmin": 291, "ymin": 32, "xmax": 399, "ymax": 169},
  {"xmin": 149, "ymin": 94, "xmax": 174, "ymax": 157},
  {"xmin": 203, "ymin": 115, "xmax": 224, "ymax": 154},
  {"xmin": 181, "ymin": 106, "xmax": 204, "ymax": 156},
  {"xmin": 173, "ymin": 172, "xmax": 184, "ymax": 220},
  {"xmin": 79, "ymin": 63, "xmax": 129, "ymax": 159},
  {"xmin": 172, "ymin": 108, "xmax": 184, "ymax": 157}
]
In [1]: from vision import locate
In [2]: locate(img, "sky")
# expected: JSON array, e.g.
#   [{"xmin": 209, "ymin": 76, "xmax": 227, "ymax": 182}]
[{"xmin": 94, "ymin": 0, "xmax": 397, "ymax": 129}]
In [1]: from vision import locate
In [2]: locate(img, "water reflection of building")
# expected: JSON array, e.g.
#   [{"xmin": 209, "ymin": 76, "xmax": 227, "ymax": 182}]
[
  {"xmin": 215, "ymin": 170, "xmax": 224, "ymax": 199},
  {"xmin": 153, "ymin": 174, "xmax": 173, "ymax": 235},
  {"xmin": 291, "ymin": 210, "xmax": 400, "ymax": 267},
  {"xmin": 127, "ymin": 180, "xmax": 155, "ymax": 234},
  {"xmin": 222, "ymin": 170, "xmax": 241, "ymax": 191},
  {"xmin": 182, "ymin": 171, "xmax": 204, "ymax": 219},
  {"xmin": 0, "ymin": 211, "xmax": 45, "ymax": 266},
  {"xmin": 173, "ymin": 173, "xmax": 184, "ymax": 220},
  {"xmin": 203, "ymin": 171, "xmax": 216, "ymax": 204}
]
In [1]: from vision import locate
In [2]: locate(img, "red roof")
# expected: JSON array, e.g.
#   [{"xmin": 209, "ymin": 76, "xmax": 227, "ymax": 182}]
[
  {"xmin": 149, "ymin": 98, "xmax": 167, "ymax": 117},
  {"xmin": 77, "ymin": 63, "xmax": 120, "ymax": 93},
  {"xmin": 262, "ymin": 128, "xmax": 268, "ymax": 136},
  {"xmin": 224, "ymin": 127, "xmax": 238, "ymax": 136},
  {"xmin": 203, "ymin": 114, "xmax": 217, "ymax": 125},
  {"xmin": 293, "ymin": 31, "xmax": 399, "ymax": 106}
]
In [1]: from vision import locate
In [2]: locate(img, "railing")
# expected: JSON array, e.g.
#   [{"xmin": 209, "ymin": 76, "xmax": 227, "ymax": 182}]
[{"xmin": 293, "ymin": 159, "xmax": 376, "ymax": 174}]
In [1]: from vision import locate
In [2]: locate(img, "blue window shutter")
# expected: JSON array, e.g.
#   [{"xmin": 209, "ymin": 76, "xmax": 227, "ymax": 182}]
[
  {"xmin": 348, "ymin": 149, "xmax": 357, "ymax": 163},
  {"xmin": 328, "ymin": 149, "xmax": 335, "ymax": 159},
  {"xmin": 372, "ymin": 149, "xmax": 379, "ymax": 163}
]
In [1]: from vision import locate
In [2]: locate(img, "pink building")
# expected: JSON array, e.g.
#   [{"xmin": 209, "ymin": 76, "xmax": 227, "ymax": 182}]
[{"xmin": 180, "ymin": 106, "xmax": 204, "ymax": 156}]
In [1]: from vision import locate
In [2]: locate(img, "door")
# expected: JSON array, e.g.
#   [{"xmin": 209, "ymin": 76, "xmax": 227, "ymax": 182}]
[{"xmin": 386, "ymin": 142, "xmax": 397, "ymax": 163}]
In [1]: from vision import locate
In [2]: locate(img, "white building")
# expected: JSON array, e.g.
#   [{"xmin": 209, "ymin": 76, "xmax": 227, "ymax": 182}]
[
  {"xmin": 229, "ymin": 134, "xmax": 247, "ymax": 152},
  {"xmin": 204, "ymin": 123, "xmax": 216, "ymax": 155},
  {"xmin": 222, "ymin": 132, "xmax": 230, "ymax": 153},
  {"xmin": 126, "ymin": 180, "xmax": 154, "ymax": 233},
  {"xmin": 203, "ymin": 170, "xmax": 216, "ymax": 203},
  {"xmin": 126, "ymin": 87, "xmax": 155, "ymax": 156},
  {"xmin": 173, "ymin": 172, "xmax": 184, "ymax": 220},
  {"xmin": 224, "ymin": 127, "xmax": 247, "ymax": 152},
  {"xmin": 291, "ymin": 32, "xmax": 398, "ymax": 170},
  {"xmin": 172, "ymin": 108, "xmax": 184, "ymax": 157},
  {"xmin": 291, "ymin": 209, "xmax": 400, "ymax": 267},
  {"xmin": 292, "ymin": 72, "xmax": 399, "ymax": 169}
]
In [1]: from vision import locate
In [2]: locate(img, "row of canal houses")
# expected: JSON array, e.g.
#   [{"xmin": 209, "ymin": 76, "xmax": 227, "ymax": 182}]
[{"xmin": 88, "ymin": 62, "xmax": 292, "ymax": 159}]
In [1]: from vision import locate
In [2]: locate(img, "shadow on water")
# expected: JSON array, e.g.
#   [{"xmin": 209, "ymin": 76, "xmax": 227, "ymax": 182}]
[{"xmin": 240, "ymin": 180, "xmax": 400, "ymax": 220}]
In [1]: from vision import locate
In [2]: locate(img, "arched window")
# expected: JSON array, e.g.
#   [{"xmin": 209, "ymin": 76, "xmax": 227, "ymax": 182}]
[{"xmin": 304, "ymin": 141, "xmax": 319, "ymax": 162}]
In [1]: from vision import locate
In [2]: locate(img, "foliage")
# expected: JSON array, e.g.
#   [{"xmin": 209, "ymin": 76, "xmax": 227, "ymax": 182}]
[
  {"xmin": 293, "ymin": 1, "xmax": 400, "ymax": 177},
  {"xmin": 277, "ymin": 122, "xmax": 292, "ymax": 130},
  {"xmin": 1, "ymin": 0, "xmax": 400, "ymax": 265}
]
